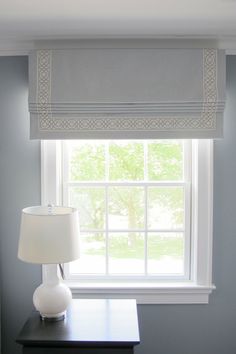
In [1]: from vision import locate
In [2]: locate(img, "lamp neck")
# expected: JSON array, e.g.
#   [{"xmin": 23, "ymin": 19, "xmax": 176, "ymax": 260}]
[{"xmin": 43, "ymin": 264, "xmax": 60, "ymax": 285}]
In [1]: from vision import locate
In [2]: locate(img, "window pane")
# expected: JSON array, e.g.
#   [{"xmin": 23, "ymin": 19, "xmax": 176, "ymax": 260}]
[
  {"xmin": 109, "ymin": 141, "xmax": 144, "ymax": 180},
  {"xmin": 69, "ymin": 141, "xmax": 105, "ymax": 181},
  {"xmin": 69, "ymin": 187, "xmax": 105, "ymax": 230},
  {"xmin": 148, "ymin": 187, "xmax": 184, "ymax": 230},
  {"xmin": 147, "ymin": 233, "xmax": 184, "ymax": 275},
  {"xmin": 148, "ymin": 140, "xmax": 183, "ymax": 181},
  {"xmin": 69, "ymin": 232, "xmax": 105, "ymax": 274},
  {"xmin": 108, "ymin": 187, "xmax": 145, "ymax": 229},
  {"xmin": 109, "ymin": 233, "xmax": 144, "ymax": 274}
]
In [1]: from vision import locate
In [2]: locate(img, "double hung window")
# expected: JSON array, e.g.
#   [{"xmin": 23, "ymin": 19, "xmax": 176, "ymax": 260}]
[{"xmin": 42, "ymin": 139, "xmax": 214, "ymax": 304}]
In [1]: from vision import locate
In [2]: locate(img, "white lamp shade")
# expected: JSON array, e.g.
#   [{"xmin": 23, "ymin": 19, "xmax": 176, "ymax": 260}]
[{"xmin": 18, "ymin": 206, "xmax": 80, "ymax": 264}]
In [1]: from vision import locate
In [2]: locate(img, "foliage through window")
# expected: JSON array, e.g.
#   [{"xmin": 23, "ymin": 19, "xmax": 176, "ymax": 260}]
[{"xmin": 62, "ymin": 140, "xmax": 191, "ymax": 280}]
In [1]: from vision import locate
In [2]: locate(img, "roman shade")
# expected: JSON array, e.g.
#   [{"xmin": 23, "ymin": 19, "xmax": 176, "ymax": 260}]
[{"xmin": 29, "ymin": 42, "xmax": 225, "ymax": 139}]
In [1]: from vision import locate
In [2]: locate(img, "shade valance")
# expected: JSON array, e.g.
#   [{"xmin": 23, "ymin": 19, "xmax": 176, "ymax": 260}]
[{"xmin": 29, "ymin": 43, "xmax": 225, "ymax": 139}]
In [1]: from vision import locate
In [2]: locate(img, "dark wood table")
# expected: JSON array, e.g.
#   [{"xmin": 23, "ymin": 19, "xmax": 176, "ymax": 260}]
[{"xmin": 16, "ymin": 299, "xmax": 140, "ymax": 354}]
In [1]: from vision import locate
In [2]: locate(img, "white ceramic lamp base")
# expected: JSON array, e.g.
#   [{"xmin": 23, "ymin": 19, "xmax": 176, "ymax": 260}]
[{"xmin": 33, "ymin": 264, "xmax": 72, "ymax": 320}]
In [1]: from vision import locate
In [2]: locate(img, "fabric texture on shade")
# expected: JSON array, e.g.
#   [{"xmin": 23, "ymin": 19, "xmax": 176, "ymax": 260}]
[{"xmin": 29, "ymin": 43, "xmax": 226, "ymax": 139}]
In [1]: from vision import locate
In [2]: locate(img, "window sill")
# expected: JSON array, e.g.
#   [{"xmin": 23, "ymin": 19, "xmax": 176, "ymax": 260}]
[{"xmin": 67, "ymin": 281, "xmax": 215, "ymax": 304}]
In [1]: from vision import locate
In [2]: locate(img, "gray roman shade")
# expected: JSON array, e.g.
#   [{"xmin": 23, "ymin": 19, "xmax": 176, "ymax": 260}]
[{"xmin": 29, "ymin": 43, "xmax": 225, "ymax": 139}]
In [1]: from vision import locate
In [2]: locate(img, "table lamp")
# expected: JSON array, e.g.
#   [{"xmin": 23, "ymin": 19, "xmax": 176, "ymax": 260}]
[{"xmin": 18, "ymin": 205, "xmax": 80, "ymax": 321}]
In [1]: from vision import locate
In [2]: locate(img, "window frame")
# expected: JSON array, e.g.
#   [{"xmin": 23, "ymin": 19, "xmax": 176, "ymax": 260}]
[
  {"xmin": 63, "ymin": 140, "xmax": 191, "ymax": 282},
  {"xmin": 41, "ymin": 139, "xmax": 215, "ymax": 304}
]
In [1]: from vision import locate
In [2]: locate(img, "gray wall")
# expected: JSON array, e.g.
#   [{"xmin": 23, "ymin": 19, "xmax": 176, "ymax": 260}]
[
  {"xmin": 0, "ymin": 56, "xmax": 41, "ymax": 354},
  {"xmin": 0, "ymin": 55, "xmax": 236, "ymax": 354}
]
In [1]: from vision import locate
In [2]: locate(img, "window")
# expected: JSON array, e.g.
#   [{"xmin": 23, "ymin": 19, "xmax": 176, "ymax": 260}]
[
  {"xmin": 63, "ymin": 140, "xmax": 190, "ymax": 279},
  {"xmin": 41, "ymin": 139, "xmax": 214, "ymax": 304}
]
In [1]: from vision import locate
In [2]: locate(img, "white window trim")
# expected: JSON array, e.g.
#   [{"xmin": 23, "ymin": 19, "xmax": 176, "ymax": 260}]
[{"xmin": 41, "ymin": 139, "xmax": 215, "ymax": 304}]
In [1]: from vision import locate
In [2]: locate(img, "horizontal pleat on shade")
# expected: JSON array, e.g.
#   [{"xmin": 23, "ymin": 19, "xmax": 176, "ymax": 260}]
[{"xmin": 29, "ymin": 42, "xmax": 226, "ymax": 139}]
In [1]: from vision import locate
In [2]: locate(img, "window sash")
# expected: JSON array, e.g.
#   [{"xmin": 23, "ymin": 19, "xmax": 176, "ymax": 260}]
[{"xmin": 60, "ymin": 140, "xmax": 191, "ymax": 281}]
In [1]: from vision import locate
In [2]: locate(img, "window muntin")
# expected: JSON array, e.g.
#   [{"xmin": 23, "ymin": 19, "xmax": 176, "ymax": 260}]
[{"xmin": 62, "ymin": 140, "xmax": 191, "ymax": 281}]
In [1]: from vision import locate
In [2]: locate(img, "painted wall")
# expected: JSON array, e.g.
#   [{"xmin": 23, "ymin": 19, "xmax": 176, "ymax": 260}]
[
  {"xmin": 0, "ymin": 55, "xmax": 236, "ymax": 354},
  {"xmin": 0, "ymin": 56, "xmax": 41, "ymax": 354}
]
